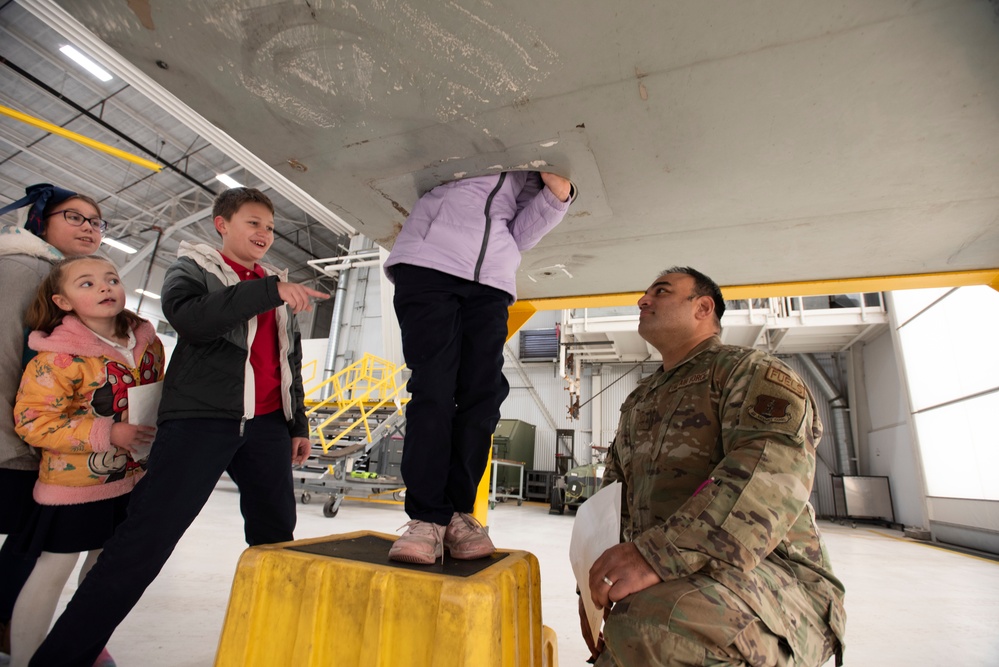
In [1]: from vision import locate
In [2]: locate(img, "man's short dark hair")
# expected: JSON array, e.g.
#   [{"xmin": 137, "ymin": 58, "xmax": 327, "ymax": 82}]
[
  {"xmin": 660, "ymin": 266, "xmax": 726, "ymax": 324},
  {"xmin": 213, "ymin": 187, "xmax": 274, "ymax": 221}
]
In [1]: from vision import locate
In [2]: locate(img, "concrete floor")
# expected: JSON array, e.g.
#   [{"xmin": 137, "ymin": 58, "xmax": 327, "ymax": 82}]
[{"xmin": 4, "ymin": 480, "xmax": 999, "ymax": 666}]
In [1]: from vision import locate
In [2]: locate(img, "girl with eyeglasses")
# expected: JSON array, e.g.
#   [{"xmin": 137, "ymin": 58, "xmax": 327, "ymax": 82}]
[{"xmin": 0, "ymin": 184, "xmax": 106, "ymax": 662}]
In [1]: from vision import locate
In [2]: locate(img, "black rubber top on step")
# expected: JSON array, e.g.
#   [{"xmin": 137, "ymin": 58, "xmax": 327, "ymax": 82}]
[{"xmin": 287, "ymin": 534, "xmax": 507, "ymax": 577}]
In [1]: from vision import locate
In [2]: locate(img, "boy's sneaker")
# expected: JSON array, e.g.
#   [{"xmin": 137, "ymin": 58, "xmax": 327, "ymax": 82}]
[
  {"xmin": 388, "ymin": 520, "xmax": 445, "ymax": 565},
  {"xmin": 444, "ymin": 512, "xmax": 495, "ymax": 560}
]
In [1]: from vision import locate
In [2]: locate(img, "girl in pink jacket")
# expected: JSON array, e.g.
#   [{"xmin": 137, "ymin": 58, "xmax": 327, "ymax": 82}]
[{"xmin": 11, "ymin": 256, "xmax": 163, "ymax": 667}]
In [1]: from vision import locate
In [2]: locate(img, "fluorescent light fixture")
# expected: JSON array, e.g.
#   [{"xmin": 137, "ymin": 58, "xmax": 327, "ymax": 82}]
[
  {"xmin": 215, "ymin": 173, "xmax": 243, "ymax": 189},
  {"xmin": 102, "ymin": 237, "xmax": 138, "ymax": 254},
  {"xmin": 135, "ymin": 289, "xmax": 161, "ymax": 300},
  {"xmin": 59, "ymin": 45, "xmax": 113, "ymax": 82}
]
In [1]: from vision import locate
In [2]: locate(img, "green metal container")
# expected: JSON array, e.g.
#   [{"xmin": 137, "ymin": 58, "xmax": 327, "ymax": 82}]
[{"xmin": 492, "ymin": 419, "xmax": 536, "ymax": 491}]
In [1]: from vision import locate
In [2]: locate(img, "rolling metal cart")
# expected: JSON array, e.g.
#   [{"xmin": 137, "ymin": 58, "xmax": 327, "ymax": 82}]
[
  {"xmin": 296, "ymin": 437, "xmax": 405, "ymax": 517},
  {"xmin": 488, "ymin": 458, "xmax": 525, "ymax": 509}
]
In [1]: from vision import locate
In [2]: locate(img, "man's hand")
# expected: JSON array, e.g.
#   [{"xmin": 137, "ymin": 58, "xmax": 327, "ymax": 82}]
[
  {"xmin": 110, "ymin": 423, "xmax": 156, "ymax": 454},
  {"xmin": 277, "ymin": 282, "xmax": 330, "ymax": 314},
  {"xmin": 291, "ymin": 437, "xmax": 312, "ymax": 466},
  {"xmin": 540, "ymin": 172, "xmax": 572, "ymax": 202},
  {"xmin": 589, "ymin": 542, "xmax": 661, "ymax": 610}
]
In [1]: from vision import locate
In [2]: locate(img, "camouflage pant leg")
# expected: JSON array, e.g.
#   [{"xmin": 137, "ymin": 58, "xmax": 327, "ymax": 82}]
[{"xmin": 595, "ymin": 573, "xmax": 793, "ymax": 667}]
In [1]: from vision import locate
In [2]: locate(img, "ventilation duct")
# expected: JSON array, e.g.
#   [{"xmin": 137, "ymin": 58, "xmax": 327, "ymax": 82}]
[{"xmin": 796, "ymin": 354, "xmax": 857, "ymax": 476}]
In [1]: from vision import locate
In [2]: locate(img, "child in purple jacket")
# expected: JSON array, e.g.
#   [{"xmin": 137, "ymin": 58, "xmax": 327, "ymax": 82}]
[{"xmin": 383, "ymin": 170, "xmax": 573, "ymax": 564}]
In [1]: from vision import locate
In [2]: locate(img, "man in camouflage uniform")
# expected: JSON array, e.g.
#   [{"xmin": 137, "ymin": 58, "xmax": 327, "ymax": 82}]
[{"xmin": 582, "ymin": 267, "xmax": 846, "ymax": 666}]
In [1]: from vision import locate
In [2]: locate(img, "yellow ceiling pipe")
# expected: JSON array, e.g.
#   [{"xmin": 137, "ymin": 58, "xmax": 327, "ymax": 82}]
[
  {"xmin": 519, "ymin": 268, "xmax": 999, "ymax": 315},
  {"xmin": 0, "ymin": 104, "xmax": 162, "ymax": 172}
]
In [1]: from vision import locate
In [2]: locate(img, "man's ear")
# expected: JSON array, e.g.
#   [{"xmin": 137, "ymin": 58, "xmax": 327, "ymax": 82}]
[
  {"xmin": 51, "ymin": 293, "xmax": 73, "ymax": 312},
  {"xmin": 694, "ymin": 295, "xmax": 714, "ymax": 321},
  {"xmin": 213, "ymin": 215, "xmax": 228, "ymax": 237}
]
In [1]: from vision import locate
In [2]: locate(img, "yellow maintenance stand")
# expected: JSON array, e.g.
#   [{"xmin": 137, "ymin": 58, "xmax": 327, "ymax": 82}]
[
  {"xmin": 214, "ymin": 531, "xmax": 558, "ymax": 666},
  {"xmin": 216, "ymin": 305, "xmax": 559, "ymax": 666}
]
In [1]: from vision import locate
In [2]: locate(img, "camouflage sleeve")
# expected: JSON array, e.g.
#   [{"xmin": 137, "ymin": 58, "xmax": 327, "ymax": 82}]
[
  {"xmin": 632, "ymin": 354, "xmax": 818, "ymax": 581},
  {"xmin": 601, "ymin": 400, "xmax": 630, "ymax": 537},
  {"xmin": 601, "ymin": 416, "xmax": 626, "ymax": 488}
]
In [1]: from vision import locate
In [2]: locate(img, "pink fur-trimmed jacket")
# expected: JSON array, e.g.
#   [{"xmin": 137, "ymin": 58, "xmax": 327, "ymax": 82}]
[{"xmin": 14, "ymin": 316, "xmax": 164, "ymax": 505}]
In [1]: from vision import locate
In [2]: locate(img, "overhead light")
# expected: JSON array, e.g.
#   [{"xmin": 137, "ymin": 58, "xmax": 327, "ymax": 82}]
[
  {"xmin": 135, "ymin": 289, "xmax": 161, "ymax": 300},
  {"xmin": 102, "ymin": 237, "xmax": 138, "ymax": 254},
  {"xmin": 216, "ymin": 173, "xmax": 243, "ymax": 189},
  {"xmin": 59, "ymin": 45, "xmax": 113, "ymax": 82}
]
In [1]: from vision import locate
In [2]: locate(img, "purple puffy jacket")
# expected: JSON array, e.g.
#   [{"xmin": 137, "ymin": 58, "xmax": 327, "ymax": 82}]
[{"xmin": 384, "ymin": 171, "xmax": 570, "ymax": 301}]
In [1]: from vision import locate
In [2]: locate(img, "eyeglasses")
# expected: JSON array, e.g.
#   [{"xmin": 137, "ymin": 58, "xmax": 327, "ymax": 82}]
[{"xmin": 47, "ymin": 209, "xmax": 108, "ymax": 233}]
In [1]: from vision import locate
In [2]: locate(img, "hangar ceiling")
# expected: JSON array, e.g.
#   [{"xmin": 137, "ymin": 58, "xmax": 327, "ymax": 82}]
[
  {"xmin": 0, "ymin": 1, "xmax": 349, "ymax": 303},
  {"xmin": 5, "ymin": 0, "xmax": 999, "ymax": 308}
]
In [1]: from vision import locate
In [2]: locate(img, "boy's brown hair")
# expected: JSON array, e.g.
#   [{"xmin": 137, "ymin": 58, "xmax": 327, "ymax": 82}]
[
  {"xmin": 27, "ymin": 256, "xmax": 146, "ymax": 338},
  {"xmin": 212, "ymin": 187, "xmax": 274, "ymax": 221}
]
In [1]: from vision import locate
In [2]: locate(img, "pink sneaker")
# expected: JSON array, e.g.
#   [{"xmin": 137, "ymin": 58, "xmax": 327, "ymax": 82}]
[
  {"xmin": 388, "ymin": 520, "xmax": 445, "ymax": 564},
  {"xmin": 93, "ymin": 647, "xmax": 117, "ymax": 667},
  {"xmin": 444, "ymin": 512, "xmax": 495, "ymax": 560}
]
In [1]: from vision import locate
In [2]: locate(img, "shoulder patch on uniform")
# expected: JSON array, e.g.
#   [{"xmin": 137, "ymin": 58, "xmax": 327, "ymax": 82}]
[
  {"xmin": 748, "ymin": 395, "xmax": 792, "ymax": 423},
  {"xmin": 764, "ymin": 367, "xmax": 805, "ymax": 399},
  {"xmin": 669, "ymin": 370, "xmax": 709, "ymax": 392}
]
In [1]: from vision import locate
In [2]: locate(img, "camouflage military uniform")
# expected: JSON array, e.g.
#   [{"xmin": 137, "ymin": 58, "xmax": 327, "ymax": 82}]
[{"xmin": 597, "ymin": 336, "xmax": 846, "ymax": 667}]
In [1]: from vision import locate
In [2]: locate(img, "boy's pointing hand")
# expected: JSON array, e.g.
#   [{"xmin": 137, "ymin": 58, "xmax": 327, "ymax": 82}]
[{"xmin": 277, "ymin": 282, "xmax": 330, "ymax": 314}]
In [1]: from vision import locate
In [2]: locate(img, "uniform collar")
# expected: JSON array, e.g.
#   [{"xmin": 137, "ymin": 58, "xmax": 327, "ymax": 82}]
[
  {"xmin": 668, "ymin": 335, "xmax": 721, "ymax": 371},
  {"xmin": 646, "ymin": 335, "xmax": 722, "ymax": 389}
]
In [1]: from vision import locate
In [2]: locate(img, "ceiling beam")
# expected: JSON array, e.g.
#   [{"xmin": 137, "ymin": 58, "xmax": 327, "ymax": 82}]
[
  {"xmin": 117, "ymin": 206, "xmax": 212, "ymax": 278},
  {"xmin": 0, "ymin": 53, "xmax": 221, "ymax": 194},
  {"xmin": 0, "ymin": 21, "xmax": 214, "ymax": 173},
  {"xmin": 0, "ymin": 128, "xmax": 150, "ymax": 215},
  {"xmin": 19, "ymin": 0, "xmax": 357, "ymax": 239}
]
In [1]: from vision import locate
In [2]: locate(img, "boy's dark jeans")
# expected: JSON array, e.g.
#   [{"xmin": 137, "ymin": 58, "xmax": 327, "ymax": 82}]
[
  {"xmin": 392, "ymin": 264, "xmax": 511, "ymax": 526},
  {"xmin": 29, "ymin": 411, "xmax": 297, "ymax": 667}
]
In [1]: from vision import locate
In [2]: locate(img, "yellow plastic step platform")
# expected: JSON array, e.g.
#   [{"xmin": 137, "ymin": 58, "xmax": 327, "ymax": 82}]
[{"xmin": 215, "ymin": 531, "xmax": 556, "ymax": 667}]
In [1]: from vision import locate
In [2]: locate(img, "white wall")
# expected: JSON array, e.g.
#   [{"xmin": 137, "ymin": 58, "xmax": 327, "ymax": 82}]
[
  {"xmin": 859, "ymin": 329, "xmax": 926, "ymax": 529},
  {"xmin": 502, "ymin": 312, "xmax": 655, "ymax": 473},
  {"xmin": 500, "ymin": 359, "xmax": 591, "ymax": 472},
  {"xmin": 889, "ymin": 287, "xmax": 999, "ymax": 553}
]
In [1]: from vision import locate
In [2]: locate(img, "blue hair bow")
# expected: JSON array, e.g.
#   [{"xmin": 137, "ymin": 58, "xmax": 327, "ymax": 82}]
[{"xmin": 0, "ymin": 183, "xmax": 78, "ymax": 238}]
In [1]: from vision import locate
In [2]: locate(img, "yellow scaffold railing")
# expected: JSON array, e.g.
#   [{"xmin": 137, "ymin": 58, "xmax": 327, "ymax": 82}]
[{"xmin": 304, "ymin": 353, "xmax": 408, "ymax": 453}]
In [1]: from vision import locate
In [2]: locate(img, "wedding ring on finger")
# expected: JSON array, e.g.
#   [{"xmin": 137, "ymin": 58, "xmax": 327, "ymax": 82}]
[{"xmin": 602, "ymin": 576, "xmax": 614, "ymax": 587}]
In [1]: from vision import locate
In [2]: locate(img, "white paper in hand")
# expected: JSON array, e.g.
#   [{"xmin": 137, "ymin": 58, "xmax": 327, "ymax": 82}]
[
  {"xmin": 569, "ymin": 481, "xmax": 621, "ymax": 646},
  {"xmin": 126, "ymin": 381, "xmax": 163, "ymax": 459}
]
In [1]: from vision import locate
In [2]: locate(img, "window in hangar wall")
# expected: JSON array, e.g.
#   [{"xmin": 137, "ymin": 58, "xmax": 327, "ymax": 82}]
[{"xmin": 894, "ymin": 285, "xmax": 999, "ymax": 501}]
